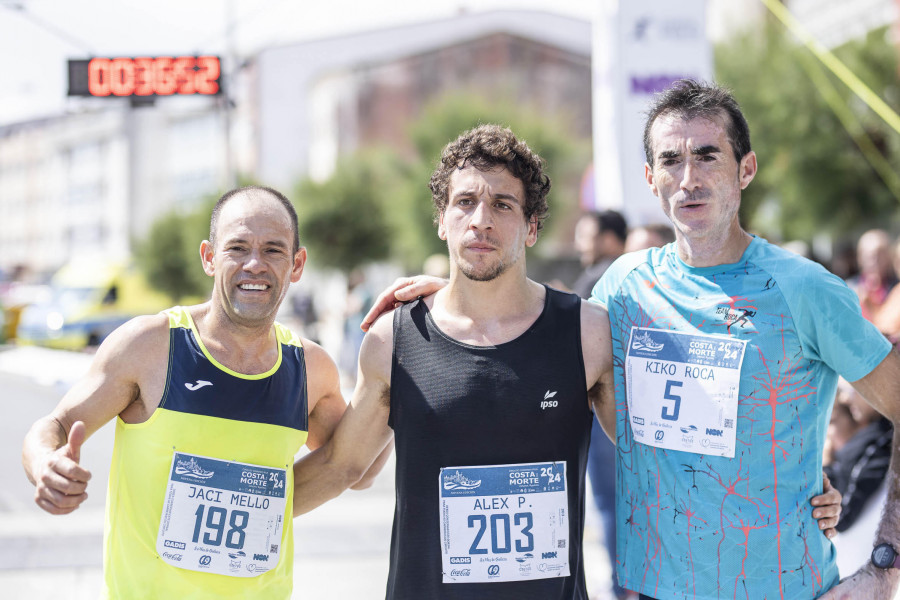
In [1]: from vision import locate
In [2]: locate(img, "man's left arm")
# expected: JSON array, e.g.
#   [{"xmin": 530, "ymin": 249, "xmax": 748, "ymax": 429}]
[{"xmin": 822, "ymin": 350, "xmax": 900, "ymax": 599}]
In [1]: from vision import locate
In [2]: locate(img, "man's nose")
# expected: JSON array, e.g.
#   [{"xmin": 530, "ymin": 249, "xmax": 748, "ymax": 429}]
[
  {"xmin": 469, "ymin": 200, "xmax": 494, "ymax": 229},
  {"xmin": 680, "ymin": 161, "xmax": 701, "ymax": 192},
  {"xmin": 243, "ymin": 249, "xmax": 266, "ymax": 272}
]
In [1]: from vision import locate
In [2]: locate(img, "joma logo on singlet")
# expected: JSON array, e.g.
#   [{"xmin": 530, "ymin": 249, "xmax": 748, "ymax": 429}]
[{"xmin": 185, "ymin": 380, "xmax": 213, "ymax": 391}]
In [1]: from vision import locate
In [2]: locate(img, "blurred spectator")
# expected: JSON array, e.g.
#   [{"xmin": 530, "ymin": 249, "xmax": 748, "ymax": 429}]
[
  {"xmin": 824, "ymin": 378, "xmax": 892, "ymax": 529},
  {"xmin": 824, "ymin": 401, "xmax": 858, "ymax": 466},
  {"xmin": 847, "ymin": 229, "xmax": 897, "ymax": 320},
  {"xmin": 830, "ymin": 241, "xmax": 860, "ymax": 281},
  {"xmin": 571, "ymin": 211, "xmax": 627, "ymax": 299},
  {"xmin": 290, "ymin": 290, "xmax": 320, "ymax": 344},
  {"xmin": 339, "ymin": 268, "xmax": 372, "ymax": 386},
  {"xmin": 624, "ymin": 223, "xmax": 675, "ymax": 253},
  {"xmin": 872, "ymin": 239, "xmax": 900, "ymax": 341},
  {"xmin": 825, "ymin": 378, "xmax": 893, "ymax": 577}
]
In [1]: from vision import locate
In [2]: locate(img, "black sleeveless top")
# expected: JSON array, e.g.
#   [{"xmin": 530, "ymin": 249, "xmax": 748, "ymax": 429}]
[{"xmin": 386, "ymin": 286, "xmax": 592, "ymax": 600}]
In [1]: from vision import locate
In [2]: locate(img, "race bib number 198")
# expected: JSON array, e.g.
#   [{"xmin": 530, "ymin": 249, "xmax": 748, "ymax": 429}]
[
  {"xmin": 439, "ymin": 461, "xmax": 569, "ymax": 584},
  {"xmin": 156, "ymin": 452, "xmax": 287, "ymax": 577}
]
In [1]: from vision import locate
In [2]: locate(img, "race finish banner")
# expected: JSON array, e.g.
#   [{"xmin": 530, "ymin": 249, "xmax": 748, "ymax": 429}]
[
  {"xmin": 439, "ymin": 462, "xmax": 569, "ymax": 584},
  {"xmin": 625, "ymin": 327, "xmax": 747, "ymax": 458},
  {"xmin": 591, "ymin": 0, "xmax": 711, "ymax": 223}
]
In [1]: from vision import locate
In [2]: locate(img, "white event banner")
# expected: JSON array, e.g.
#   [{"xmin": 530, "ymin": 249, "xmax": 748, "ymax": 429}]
[{"xmin": 592, "ymin": 0, "xmax": 712, "ymax": 224}]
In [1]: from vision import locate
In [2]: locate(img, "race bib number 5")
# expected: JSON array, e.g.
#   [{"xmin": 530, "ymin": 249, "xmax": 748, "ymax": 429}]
[
  {"xmin": 439, "ymin": 462, "xmax": 569, "ymax": 584},
  {"xmin": 625, "ymin": 327, "xmax": 747, "ymax": 457},
  {"xmin": 156, "ymin": 452, "xmax": 287, "ymax": 577}
]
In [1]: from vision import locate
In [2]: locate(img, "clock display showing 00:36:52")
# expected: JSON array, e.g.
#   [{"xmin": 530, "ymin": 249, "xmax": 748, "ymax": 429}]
[{"xmin": 67, "ymin": 56, "xmax": 222, "ymax": 98}]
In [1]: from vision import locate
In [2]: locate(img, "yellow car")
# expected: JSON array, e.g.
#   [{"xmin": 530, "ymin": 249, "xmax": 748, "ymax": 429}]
[{"xmin": 17, "ymin": 260, "xmax": 171, "ymax": 350}]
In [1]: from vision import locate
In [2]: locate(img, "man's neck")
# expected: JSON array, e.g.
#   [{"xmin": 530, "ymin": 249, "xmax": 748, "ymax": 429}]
[
  {"xmin": 675, "ymin": 225, "xmax": 752, "ymax": 268},
  {"xmin": 190, "ymin": 303, "xmax": 279, "ymax": 374},
  {"xmin": 430, "ymin": 269, "xmax": 546, "ymax": 346}
]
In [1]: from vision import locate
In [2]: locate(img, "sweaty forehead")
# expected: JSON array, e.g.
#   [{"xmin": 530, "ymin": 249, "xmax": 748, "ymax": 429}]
[{"xmin": 651, "ymin": 113, "xmax": 728, "ymax": 152}]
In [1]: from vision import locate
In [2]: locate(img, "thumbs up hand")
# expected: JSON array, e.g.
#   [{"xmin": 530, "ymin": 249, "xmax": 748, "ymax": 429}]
[
  {"xmin": 64, "ymin": 421, "xmax": 86, "ymax": 463},
  {"xmin": 33, "ymin": 421, "xmax": 93, "ymax": 515}
]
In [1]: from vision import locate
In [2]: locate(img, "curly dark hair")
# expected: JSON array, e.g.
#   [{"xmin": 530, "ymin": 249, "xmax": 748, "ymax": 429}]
[
  {"xmin": 429, "ymin": 124, "xmax": 551, "ymax": 232},
  {"xmin": 643, "ymin": 79, "xmax": 752, "ymax": 168}
]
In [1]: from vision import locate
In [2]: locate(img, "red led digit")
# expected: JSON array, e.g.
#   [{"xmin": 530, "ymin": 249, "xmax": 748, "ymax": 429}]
[
  {"xmin": 133, "ymin": 57, "xmax": 153, "ymax": 96},
  {"xmin": 154, "ymin": 57, "xmax": 176, "ymax": 95},
  {"xmin": 174, "ymin": 57, "xmax": 196, "ymax": 94},
  {"xmin": 110, "ymin": 58, "xmax": 135, "ymax": 96},
  {"xmin": 77, "ymin": 55, "xmax": 220, "ymax": 97},
  {"xmin": 88, "ymin": 58, "xmax": 111, "ymax": 96},
  {"xmin": 195, "ymin": 56, "xmax": 220, "ymax": 95}
]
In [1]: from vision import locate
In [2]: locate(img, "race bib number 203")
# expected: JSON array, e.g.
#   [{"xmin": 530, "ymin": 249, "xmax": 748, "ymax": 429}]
[{"xmin": 439, "ymin": 461, "xmax": 569, "ymax": 584}]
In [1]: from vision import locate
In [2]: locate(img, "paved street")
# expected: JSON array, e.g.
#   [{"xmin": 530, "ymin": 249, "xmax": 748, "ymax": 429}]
[{"xmin": 0, "ymin": 345, "xmax": 613, "ymax": 599}]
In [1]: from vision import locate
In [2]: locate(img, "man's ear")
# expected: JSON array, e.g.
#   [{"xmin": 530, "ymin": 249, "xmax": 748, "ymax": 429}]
[
  {"xmin": 739, "ymin": 151, "xmax": 758, "ymax": 190},
  {"xmin": 200, "ymin": 240, "xmax": 215, "ymax": 276},
  {"xmin": 644, "ymin": 163, "xmax": 659, "ymax": 198},
  {"xmin": 438, "ymin": 211, "xmax": 447, "ymax": 241},
  {"xmin": 291, "ymin": 247, "xmax": 307, "ymax": 283},
  {"xmin": 525, "ymin": 216, "xmax": 538, "ymax": 248}
]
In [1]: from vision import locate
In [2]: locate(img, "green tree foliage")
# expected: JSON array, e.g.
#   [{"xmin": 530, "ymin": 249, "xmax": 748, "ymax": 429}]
[
  {"xmin": 134, "ymin": 197, "xmax": 215, "ymax": 302},
  {"xmin": 716, "ymin": 23, "xmax": 900, "ymax": 240},
  {"xmin": 292, "ymin": 92, "xmax": 589, "ymax": 272},
  {"xmin": 292, "ymin": 150, "xmax": 395, "ymax": 272}
]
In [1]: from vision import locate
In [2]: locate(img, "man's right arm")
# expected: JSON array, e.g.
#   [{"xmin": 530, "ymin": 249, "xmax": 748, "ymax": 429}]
[
  {"xmin": 292, "ymin": 312, "xmax": 395, "ymax": 516},
  {"xmin": 22, "ymin": 314, "xmax": 167, "ymax": 515}
]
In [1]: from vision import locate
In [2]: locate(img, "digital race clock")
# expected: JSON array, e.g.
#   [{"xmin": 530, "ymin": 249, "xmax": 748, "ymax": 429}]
[{"xmin": 67, "ymin": 56, "xmax": 222, "ymax": 97}]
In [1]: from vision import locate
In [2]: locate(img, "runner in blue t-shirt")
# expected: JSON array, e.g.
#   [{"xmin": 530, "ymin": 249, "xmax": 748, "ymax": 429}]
[{"xmin": 588, "ymin": 80, "xmax": 900, "ymax": 600}]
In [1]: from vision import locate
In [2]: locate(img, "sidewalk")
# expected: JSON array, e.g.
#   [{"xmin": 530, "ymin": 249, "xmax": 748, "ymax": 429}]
[{"xmin": 0, "ymin": 344, "xmax": 615, "ymax": 599}]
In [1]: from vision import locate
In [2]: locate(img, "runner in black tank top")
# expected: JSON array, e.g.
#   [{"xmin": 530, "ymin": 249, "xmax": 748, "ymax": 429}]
[
  {"xmin": 386, "ymin": 286, "xmax": 592, "ymax": 600},
  {"xmin": 290, "ymin": 125, "xmax": 616, "ymax": 600}
]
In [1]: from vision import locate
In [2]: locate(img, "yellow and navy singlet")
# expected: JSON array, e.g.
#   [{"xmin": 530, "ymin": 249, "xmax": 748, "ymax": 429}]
[{"xmin": 102, "ymin": 307, "xmax": 309, "ymax": 599}]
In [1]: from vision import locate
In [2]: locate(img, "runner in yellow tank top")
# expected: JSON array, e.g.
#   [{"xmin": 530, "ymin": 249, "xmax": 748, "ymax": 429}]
[{"xmin": 23, "ymin": 185, "xmax": 392, "ymax": 599}]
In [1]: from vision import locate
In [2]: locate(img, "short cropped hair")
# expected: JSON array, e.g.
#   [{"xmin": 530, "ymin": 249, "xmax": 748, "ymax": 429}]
[
  {"xmin": 429, "ymin": 124, "xmax": 551, "ymax": 232},
  {"xmin": 209, "ymin": 185, "xmax": 300, "ymax": 254},
  {"xmin": 643, "ymin": 79, "xmax": 752, "ymax": 168}
]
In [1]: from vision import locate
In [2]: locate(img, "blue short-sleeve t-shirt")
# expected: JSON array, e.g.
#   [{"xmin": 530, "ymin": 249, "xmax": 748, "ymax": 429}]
[{"xmin": 591, "ymin": 236, "xmax": 890, "ymax": 600}]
